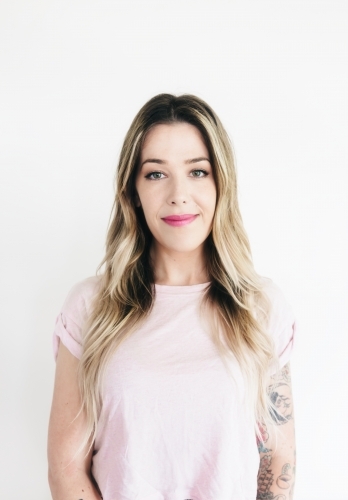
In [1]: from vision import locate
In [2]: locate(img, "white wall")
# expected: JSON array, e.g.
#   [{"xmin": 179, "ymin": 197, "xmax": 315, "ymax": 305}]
[{"xmin": 1, "ymin": 1, "xmax": 347, "ymax": 498}]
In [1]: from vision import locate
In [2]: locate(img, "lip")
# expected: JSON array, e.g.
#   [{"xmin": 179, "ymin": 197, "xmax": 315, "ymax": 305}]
[{"xmin": 161, "ymin": 214, "xmax": 199, "ymax": 227}]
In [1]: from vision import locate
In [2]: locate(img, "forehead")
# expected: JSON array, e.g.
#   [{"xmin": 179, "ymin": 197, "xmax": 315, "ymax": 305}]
[{"xmin": 140, "ymin": 122, "xmax": 209, "ymax": 159}]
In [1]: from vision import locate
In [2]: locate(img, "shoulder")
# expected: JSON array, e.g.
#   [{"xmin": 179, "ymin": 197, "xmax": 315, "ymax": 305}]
[
  {"xmin": 61, "ymin": 276, "xmax": 101, "ymax": 326},
  {"xmin": 60, "ymin": 275, "xmax": 102, "ymax": 320},
  {"xmin": 259, "ymin": 277, "xmax": 295, "ymax": 327},
  {"xmin": 52, "ymin": 275, "xmax": 102, "ymax": 361}
]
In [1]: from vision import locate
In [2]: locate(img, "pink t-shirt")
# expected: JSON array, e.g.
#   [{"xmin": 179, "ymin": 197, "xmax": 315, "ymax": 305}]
[{"xmin": 53, "ymin": 275, "xmax": 297, "ymax": 500}]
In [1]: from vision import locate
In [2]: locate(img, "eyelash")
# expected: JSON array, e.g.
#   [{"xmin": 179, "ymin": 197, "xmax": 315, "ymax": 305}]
[{"xmin": 144, "ymin": 169, "xmax": 209, "ymax": 180}]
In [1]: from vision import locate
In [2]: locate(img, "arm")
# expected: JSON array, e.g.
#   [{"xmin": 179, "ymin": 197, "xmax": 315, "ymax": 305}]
[
  {"xmin": 47, "ymin": 342, "xmax": 102, "ymax": 500},
  {"xmin": 256, "ymin": 362, "xmax": 296, "ymax": 500}
]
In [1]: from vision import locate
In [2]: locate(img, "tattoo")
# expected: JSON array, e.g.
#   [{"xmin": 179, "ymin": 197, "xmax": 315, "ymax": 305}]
[
  {"xmin": 257, "ymin": 454, "xmax": 274, "ymax": 496},
  {"xmin": 257, "ymin": 364, "xmax": 295, "ymax": 499},
  {"xmin": 269, "ymin": 386, "xmax": 292, "ymax": 423},
  {"xmin": 268, "ymin": 363, "xmax": 293, "ymax": 425},
  {"xmin": 258, "ymin": 462, "xmax": 294, "ymax": 500},
  {"xmin": 271, "ymin": 363, "xmax": 291, "ymax": 383},
  {"xmin": 276, "ymin": 463, "xmax": 292, "ymax": 489},
  {"xmin": 257, "ymin": 422, "xmax": 272, "ymax": 453},
  {"xmin": 259, "ymin": 454, "xmax": 273, "ymax": 473},
  {"xmin": 257, "ymin": 448, "xmax": 295, "ymax": 493},
  {"xmin": 258, "ymin": 442, "xmax": 272, "ymax": 453}
]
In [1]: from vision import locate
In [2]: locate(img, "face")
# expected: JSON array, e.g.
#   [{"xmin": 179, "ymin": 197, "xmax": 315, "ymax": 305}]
[{"xmin": 135, "ymin": 122, "xmax": 217, "ymax": 254}]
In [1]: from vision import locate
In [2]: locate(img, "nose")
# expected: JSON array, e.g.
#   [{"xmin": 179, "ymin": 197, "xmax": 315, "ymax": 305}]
[{"xmin": 166, "ymin": 176, "xmax": 189, "ymax": 205}]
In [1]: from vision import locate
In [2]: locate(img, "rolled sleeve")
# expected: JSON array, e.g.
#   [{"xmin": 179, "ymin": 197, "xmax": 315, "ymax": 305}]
[
  {"xmin": 53, "ymin": 312, "xmax": 83, "ymax": 360},
  {"xmin": 262, "ymin": 279, "xmax": 298, "ymax": 375},
  {"xmin": 277, "ymin": 318, "xmax": 297, "ymax": 370},
  {"xmin": 51, "ymin": 276, "xmax": 100, "ymax": 362}
]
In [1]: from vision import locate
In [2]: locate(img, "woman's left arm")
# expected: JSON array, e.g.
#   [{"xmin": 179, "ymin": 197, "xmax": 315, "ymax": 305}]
[{"xmin": 256, "ymin": 362, "xmax": 296, "ymax": 500}]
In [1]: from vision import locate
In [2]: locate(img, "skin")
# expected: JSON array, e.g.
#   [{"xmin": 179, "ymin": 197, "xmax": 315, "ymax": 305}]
[
  {"xmin": 256, "ymin": 362, "xmax": 296, "ymax": 499},
  {"xmin": 47, "ymin": 343, "xmax": 102, "ymax": 500},
  {"xmin": 135, "ymin": 122, "xmax": 217, "ymax": 286}
]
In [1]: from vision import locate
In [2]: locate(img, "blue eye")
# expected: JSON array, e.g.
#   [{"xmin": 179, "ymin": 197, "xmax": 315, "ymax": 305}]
[
  {"xmin": 145, "ymin": 171, "xmax": 165, "ymax": 180},
  {"xmin": 191, "ymin": 169, "xmax": 208, "ymax": 177}
]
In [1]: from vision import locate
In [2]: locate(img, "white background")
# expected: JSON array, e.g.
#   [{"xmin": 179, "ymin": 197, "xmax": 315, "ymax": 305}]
[{"xmin": 1, "ymin": 1, "xmax": 347, "ymax": 498}]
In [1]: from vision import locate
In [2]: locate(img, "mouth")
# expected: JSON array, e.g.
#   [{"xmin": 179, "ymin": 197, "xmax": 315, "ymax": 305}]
[{"xmin": 161, "ymin": 214, "xmax": 199, "ymax": 227}]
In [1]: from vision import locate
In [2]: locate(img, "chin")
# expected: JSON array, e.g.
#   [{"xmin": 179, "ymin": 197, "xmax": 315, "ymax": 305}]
[{"xmin": 162, "ymin": 238, "xmax": 206, "ymax": 254}]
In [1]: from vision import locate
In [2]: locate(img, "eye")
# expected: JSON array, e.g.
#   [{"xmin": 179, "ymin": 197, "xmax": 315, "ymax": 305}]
[
  {"xmin": 145, "ymin": 171, "xmax": 165, "ymax": 180},
  {"xmin": 190, "ymin": 169, "xmax": 209, "ymax": 178}
]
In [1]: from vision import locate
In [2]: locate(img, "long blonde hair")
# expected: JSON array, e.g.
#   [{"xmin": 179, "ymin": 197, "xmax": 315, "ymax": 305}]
[{"xmin": 77, "ymin": 93, "xmax": 280, "ymax": 455}]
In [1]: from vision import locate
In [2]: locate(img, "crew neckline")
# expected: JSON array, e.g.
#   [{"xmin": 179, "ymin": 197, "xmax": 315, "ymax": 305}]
[{"xmin": 154, "ymin": 282, "xmax": 211, "ymax": 294}]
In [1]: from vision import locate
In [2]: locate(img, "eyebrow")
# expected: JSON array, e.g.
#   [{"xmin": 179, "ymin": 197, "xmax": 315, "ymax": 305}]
[{"xmin": 141, "ymin": 157, "xmax": 211, "ymax": 168}]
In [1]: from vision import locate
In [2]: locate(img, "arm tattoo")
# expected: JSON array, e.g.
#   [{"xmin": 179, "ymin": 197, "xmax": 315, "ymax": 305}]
[
  {"xmin": 271, "ymin": 363, "xmax": 291, "ymax": 383},
  {"xmin": 268, "ymin": 363, "xmax": 293, "ymax": 425},
  {"xmin": 257, "ymin": 364, "xmax": 295, "ymax": 498},
  {"xmin": 276, "ymin": 463, "xmax": 292, "ymax": 489},
  {"xmin": 257, "ymin": 458, "xmax": 295, "ymax": 499},
  {"xmin": 257, "ymin": 422, "xmax": 272, "ymax": 453},
  {"xmin": 257, "ymin": 454, "xmax": 274, "ymax": 499}
]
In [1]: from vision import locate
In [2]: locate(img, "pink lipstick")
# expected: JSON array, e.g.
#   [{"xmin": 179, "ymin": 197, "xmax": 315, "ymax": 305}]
[{"xmin": 161, "ymin": 214, "xmax": 198, "ymax": 227}]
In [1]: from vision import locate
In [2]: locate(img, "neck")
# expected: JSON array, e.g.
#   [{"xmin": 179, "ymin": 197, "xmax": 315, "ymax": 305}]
[{"xmin": 150, "ymin": 242, "xmax": 209, "ymax": 286}]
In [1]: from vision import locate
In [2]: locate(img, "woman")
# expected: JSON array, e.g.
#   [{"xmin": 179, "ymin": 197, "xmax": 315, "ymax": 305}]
[{"xmin": 48, "ymin": 93, "xmax": 297, "ymax": 500}]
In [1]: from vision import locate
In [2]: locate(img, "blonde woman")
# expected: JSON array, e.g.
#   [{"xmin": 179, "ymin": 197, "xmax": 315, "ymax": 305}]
[{"xmin": 48, "ymin": 94, "xmax": 297, "ymax": 500}]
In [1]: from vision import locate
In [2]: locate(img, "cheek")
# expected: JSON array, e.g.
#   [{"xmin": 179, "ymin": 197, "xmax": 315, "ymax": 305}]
[
  {"xmin": 200, "ymin": 184, "xmax": 217, "ymax": 216},
  {"xmin": 141, "ymin": 199, "xmax": 156, "ymax": 219},
  {"xmin": 136, "ymin": 181, "xmax": 155, "ymax": 211},
  {"xmin": 140, "ymin": 197, "xmax": 162, "ymax": 230}
]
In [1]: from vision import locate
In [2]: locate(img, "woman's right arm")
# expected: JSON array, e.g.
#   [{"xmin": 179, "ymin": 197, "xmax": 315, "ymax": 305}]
[{"xmin": 47, "ymin": 342, "xmax": 102, "ymax": 500}]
